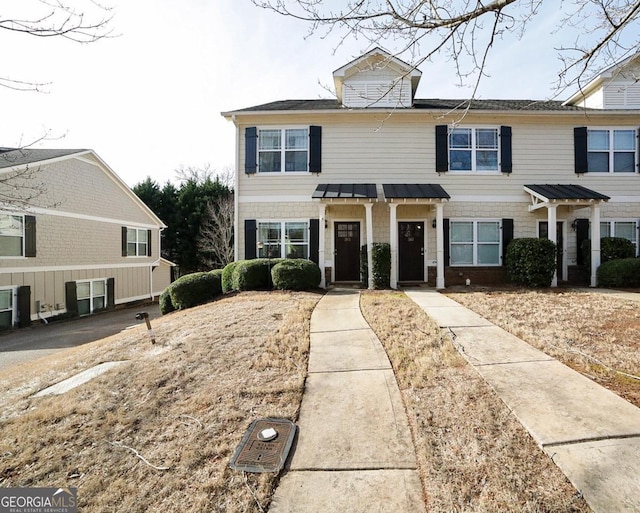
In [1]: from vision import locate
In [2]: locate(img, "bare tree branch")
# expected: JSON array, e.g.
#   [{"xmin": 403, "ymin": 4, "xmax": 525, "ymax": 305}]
[
  {"xmin": 1, "ymin": 0, "xmax": 115, "ymax": 91},
  {"xmin": 197, "ymin": 194, "xmax": 235, "ymax": 269},
  {"xmin": 252, "ymin": 0, "xmax": 640, "ymax": 97}
]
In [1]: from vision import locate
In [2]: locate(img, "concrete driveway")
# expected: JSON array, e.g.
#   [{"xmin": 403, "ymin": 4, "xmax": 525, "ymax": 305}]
[{"xmin": 0, "ymin": 303, "xmax": 161, "ymax": 372}]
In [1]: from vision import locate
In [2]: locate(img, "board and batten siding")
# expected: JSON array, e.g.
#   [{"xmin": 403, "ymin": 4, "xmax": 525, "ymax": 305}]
[{"xmin": 0, "ymin": 266, "xmax": 153, "ymax": 321}]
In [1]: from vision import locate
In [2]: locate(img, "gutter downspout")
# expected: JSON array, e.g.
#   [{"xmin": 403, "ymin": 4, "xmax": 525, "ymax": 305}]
[{"xmin": 233, "ymin": 114, "xmax": 240, "ymax": 262}]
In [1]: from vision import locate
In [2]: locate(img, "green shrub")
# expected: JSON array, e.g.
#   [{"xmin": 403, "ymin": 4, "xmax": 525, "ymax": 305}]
[
  {"xmin": 271, "ymin": 259, "xmax": 321, "ymax": 290},
  {"xmin": 169, "ymin": 271, "xmax": 222, "ymax": 310},
  {"xmin": 371, "ymin": 243, "xmax": 391, "ymax": 289},
  {"xmin": 506, "ymin": 238, "xmax": 556, "ymax": 287},
  {"xmin": 208, "ymin": 269, "xmax": 224, "ymax": 295},
  {"xmin": 358, "ymin": 245, "xmax": 367, "ymax": 287},
  {"xmin": 233, "ymin": 258, "xmax": 283, "ymax": 291},
  {"xmin": 159, "ymin": 286, "xmax": 175, "ymax": 315},
  {"xmin": 597, "ymin": 258, "xmax": 640, "ymax": 287},
  {"xmin": 582, "ymin": 237, "xmax": 635, "ymax": 269},
  {"xmin": 222, "ymin": 261, "xmax": 241, "ymax": 293}
]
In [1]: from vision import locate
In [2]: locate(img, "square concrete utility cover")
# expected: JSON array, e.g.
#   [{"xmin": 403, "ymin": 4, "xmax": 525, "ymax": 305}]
[{"xmin": 229, "ymin": 418, "xmax": 296, "ymax": 473}]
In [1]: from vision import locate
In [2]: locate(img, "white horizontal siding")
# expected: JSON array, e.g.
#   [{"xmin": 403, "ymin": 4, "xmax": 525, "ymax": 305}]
[{"xmin": 237, "ymin": 111, "xmax": 640, "ymax": 202}]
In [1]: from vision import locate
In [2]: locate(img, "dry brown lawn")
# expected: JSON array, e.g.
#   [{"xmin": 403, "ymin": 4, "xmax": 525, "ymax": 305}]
[
  {"xmin": 0, "ymin": 291, "xmax": 319, "ymax": 513},
  {"xmin": 360, "ymin": 291, "xmax": 590, "ymax": 513},
  {"xmin": 445, "ymin": 287, "xmax": 640, "ymax": 407}
]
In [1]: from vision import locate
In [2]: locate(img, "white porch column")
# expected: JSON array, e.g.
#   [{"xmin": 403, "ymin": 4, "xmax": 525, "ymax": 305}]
[
  {"xmin": 389, "ymin": 203, "xmax": 398, "ymax": 289},
  {"xmin": 436, "ymin": 203, "xmax": 445, "ymax": 289},
  {"xmin": 548, "ymin": 205, "xmax": 558, "ymax": 287},
  {"xmin": 591, "ymin": 204, "xmax": 601, "ymax": 287},
  {"xmin": 364, "ymin": 202, "xmax": 374, "ymax": 290},
  {"xmin": 318, "ymin": 204, "xmax": 327, "ymax": 288}
]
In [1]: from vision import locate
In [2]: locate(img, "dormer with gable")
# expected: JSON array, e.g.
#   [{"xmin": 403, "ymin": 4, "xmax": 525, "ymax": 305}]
[
  {"xmin": 564, "ymin": 52, "xmax": 640, "ymax": 109},
  {"xmin": 333, "ymin": 48, "xmax": 422, "ymax": 108}
]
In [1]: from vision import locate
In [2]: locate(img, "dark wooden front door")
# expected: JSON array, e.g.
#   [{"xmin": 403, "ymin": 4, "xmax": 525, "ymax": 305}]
[
  {"xmin": 539, "ymin": 221, "xmax": 564, "ymax": 278},
  {"xmin": 398, "ymin": 222, "xmax": 425, "ymax": 281},
  {"xmin": 334, "ymin": 222, "xmax": 361, "ymax": 281}
]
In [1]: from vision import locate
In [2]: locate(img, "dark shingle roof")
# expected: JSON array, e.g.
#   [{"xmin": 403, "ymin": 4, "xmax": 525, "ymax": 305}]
[
  {"xmin": 312, "ymin": 183, "xmax": 378, "ymax": 199},
  {"xmin": 228, "ymin": 98, "xmax": 588, "ymax": 113},
  {"xmin": 525, "ymin": 184, "xmax": 610, "ymax": 201},
  {"xmin": 0, "ymin": 148, "xmax": 88, "ymax": 169},
  {"xmin": 383, "ymin": 183, "xmax": 450, "ymax": 199}
]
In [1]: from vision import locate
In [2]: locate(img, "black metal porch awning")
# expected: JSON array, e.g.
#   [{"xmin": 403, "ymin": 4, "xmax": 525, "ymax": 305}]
[
  {"xmin": 312, "ymin": 183, "xmax": 377, "ymax": 199},
  {"xmin": 382, "ymin": 183, "xmax": 450, "ymax": 200},
  {"xmin": 524, "ymin": 184, "xmax": 610, "ymax": 202}
]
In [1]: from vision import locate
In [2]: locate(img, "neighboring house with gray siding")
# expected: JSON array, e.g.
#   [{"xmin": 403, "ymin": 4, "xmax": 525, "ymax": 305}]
[
  {"xmin": 223, "ymin": 48, "xmax": 640, "ymax": 290},
  {"xmin": 0, "ymin": 148, "xmax": 171, "ymax": 329}
]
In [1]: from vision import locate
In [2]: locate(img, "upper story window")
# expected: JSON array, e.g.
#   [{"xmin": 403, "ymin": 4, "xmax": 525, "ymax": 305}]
[
  {"xmin": 588, "ymin": 129, "xmax": 636, "ymax": 173},
  {"xmin": 0, "ymin": 214, "xmax": 24, "ymax": 257},
  {"xmin": 259, "ymin": 128, "xmax": 309, "ymax": 173},
  {"xmin": 449, "ymin": 128, "xmax": 499, "ymax": 172},
  {"xmin": 245, "ymin": 126, "xmax": 322, "ymax": 175},
  {"xmin": 124, "ymin": 227, "xmax": 149, "ymax": 257},
  {"xmin": 450, "ymin": 220, "xmax": 501, "ymax": 266},
  {"xmin": 436, "ymin": 125, "xmax": 511, "ymax": 173}
]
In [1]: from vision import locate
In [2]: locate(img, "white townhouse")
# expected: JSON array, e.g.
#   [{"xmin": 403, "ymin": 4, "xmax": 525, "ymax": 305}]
[
  {"xmin": 223, "ymin": 48, "xmax": 640, "ymax": 289},
  {"xmin": 0, "ymin": 148, "xmax": 172, "ymax": 329}
]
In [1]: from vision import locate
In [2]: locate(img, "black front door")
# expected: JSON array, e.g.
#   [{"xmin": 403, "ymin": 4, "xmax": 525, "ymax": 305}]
[
  {"xmin": 334, "ymin": 222, "xmax": 361, "ymax": 281},
  {"xmin": 399, "ymin": 222, "xmax": 424, "ymax": 281},
  {"xmin": 539, "ymin": 221, "xmax": 564, "ymax": 278}
]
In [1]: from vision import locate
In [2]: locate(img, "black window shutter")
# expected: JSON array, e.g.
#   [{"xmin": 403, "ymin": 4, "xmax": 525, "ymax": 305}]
[
  {"xmin": 245, "ymin": 219, "xmax": 257, "ymax": 259},
  {"xmin": 147, "ymin": 229, "xmax": 152, "ymax": 256},
  {"xmin": 637, "ymin": 128, "xmax": 640, "ymax": 173},
  {"xmin": 65, "ymin": 281, "xmax": 78, "ymax": 316},
  {"xmin": 24, "ymin": 215, "xmax": 36, "ymax": 257},
  {"xmin": 443, "ymin": 218, "xmax": 450, "ymax": 266},
  {"xmin": 245, "ymin": 127, "xmax": 258, "ymax": 174},
  {"xmin": 17, "ymin": 286, "xmax": 31, "ymax": 328},
  {"xmin": 122, "ymin": 227, "xmax": 128, "ymax": 256},
  {"xmin": 500, "ymin": 126, "xmax": 512, "ymax": 174},
  {"xmin": 309, "ymin": 126, "xmax": 322, "ymax": 173},
  {"xmin": 502, "ymin": 218, "xmax": 514, "ymax": 266},
  {"xmin": 309, "ymin": 219, "xmax": 319, "ymax": 264},
  {"xmin": 575, "ymin": 219, "xmax": 590, "ymax": 266},
  {"xmin": 107, "ymin": 278, "xmax": 115, "ymax": 308},
  {"xmin": 574, "ymin": 127, "xmax": 588, "ymax": 174},
  {"xmin": 435, "ymin": 125, "xmax": 449, "ymax": 172}
]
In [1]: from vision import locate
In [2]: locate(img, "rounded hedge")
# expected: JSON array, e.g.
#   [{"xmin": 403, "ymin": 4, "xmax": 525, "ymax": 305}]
[
  {"xmin": 271, "ymin": 259, "xmax": 321, "ymax": 290},
  {"xmin": 159, "ymin": 286, "xmax": 175, "ymax": 315},
  {"xmin": 582, "ymin": 237, "xmax": 636, "ymax": 270},
  {"xmin": 597, "ymin": 258, "xmax": 640, "ymax": 288},
  {"xmin": 506, "ymin": 238, "xmax": 556, "ymax": 287},
  {"xmin": 169, "ymin": 271, "xmax": 222, "ymax": 310},
  {"xmin": 222, "ymin": 261, "xmax": 241, "ymax": 293},
  {"xmin": 233, "ymin": 258, "xmax": 283, "ymax": 291}
]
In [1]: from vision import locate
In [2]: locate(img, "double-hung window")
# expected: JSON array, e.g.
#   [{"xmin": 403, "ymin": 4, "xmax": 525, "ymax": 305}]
[
  {"xmin": 0, "ymin": 288, "xmax": 14, "ymax": 328},
  {"xmin": 600, "ymin": 220, "xmax": 638, "ymax": 255},
  {"xmin": 258, "ymin": 128, "xmax": 309, "ymax": 173},
  {"xmin": 0, "ymin": 214, "xmax": 24, "ymax": 257},
  {"xmin": 127, "ymin": 228, "xmax": 148, "ymax": 257},
  {"xmin": 450, "ymin": 220, "xmax": 501, "ymax": 266},
  {"xmin": 257, "ymin": 221, "xmax": 309, "ymax": 259},
  {"xmin": 587, "ymin": 129, "xmax": 636, "ymax": 173},
  {"xmin": 77, "ymin": 279, "xmax": 107, "ymax": 315},
  {"xmin": 449, "ymin": 128, "xmax": 499, "ymax": 172}
]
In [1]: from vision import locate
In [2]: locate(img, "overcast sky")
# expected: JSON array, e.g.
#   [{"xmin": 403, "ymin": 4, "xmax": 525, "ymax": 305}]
[{"xmin": 1, "ymin": 0, "xmax": 572, "ymax": 187}]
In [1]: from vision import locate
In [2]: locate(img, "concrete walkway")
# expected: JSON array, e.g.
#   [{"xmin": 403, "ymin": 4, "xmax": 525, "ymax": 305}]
[
  {"xmin": 405, "ymin": 288, "xmax": 640, "ymax": 513},
  {"xmin": 270, "ymin": 289, "xmax": 424, "ymax": 513}
]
